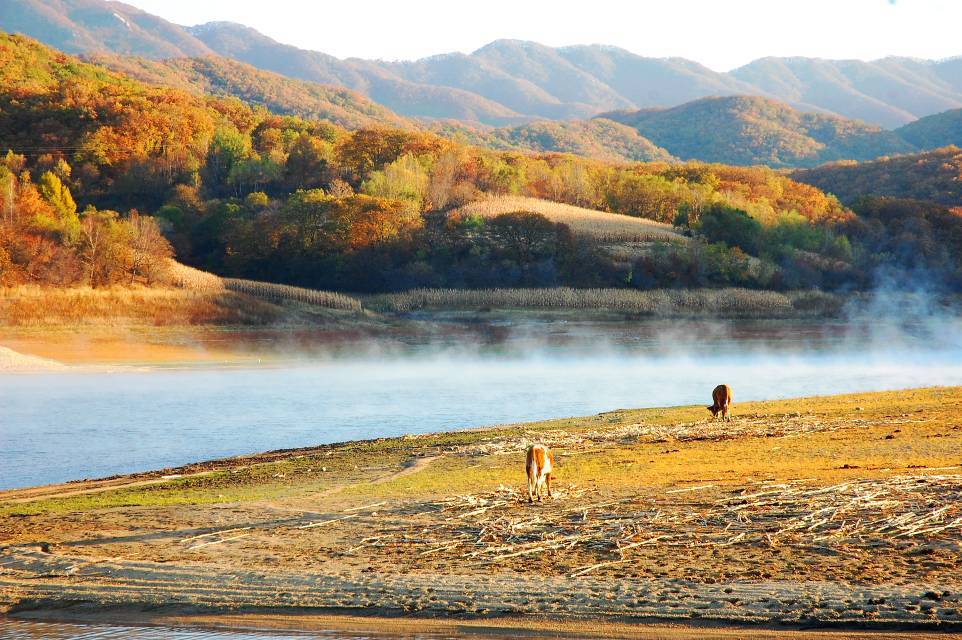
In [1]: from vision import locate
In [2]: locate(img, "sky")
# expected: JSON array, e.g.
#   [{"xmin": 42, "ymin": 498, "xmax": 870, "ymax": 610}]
[{"xmin": 122, "ymin": 0, "xmax": 961, "ymax": 71}]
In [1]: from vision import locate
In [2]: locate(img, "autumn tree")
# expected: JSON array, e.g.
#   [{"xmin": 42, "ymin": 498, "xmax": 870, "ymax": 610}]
[
  {"xmin": 127, "ymin": 212, "xmax": 174, "ymax": 284},
  {"xmin": 360, "ymin": 154, "xmax": 429, "ymax": 207},
  {"xmin": 78, "ymin": 208, "xmax": 126, "ymax": 286},
  {"xmin": 203, "ymin": 126, "xmax": 252, "ymax": 196},
  {"xmin": 36, "ymin": 171, "xmax": 80, "ymax": 240},
  {"xmin": 284, "ymin": 133, "xmax": 333, "ymax": 189}
]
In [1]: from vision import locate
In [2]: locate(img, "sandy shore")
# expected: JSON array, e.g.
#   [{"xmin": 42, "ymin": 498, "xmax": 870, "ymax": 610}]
[
  {"xmin": 2, "ymin": 387, "xmax": 962, "ymax": 634},
  {"xmin": 0, "ymin": 332, "xmax": 272, "ymax": 370},
  {"xmin": 0, "ymin": 345, "xmax": 68, "ymax": 371}
]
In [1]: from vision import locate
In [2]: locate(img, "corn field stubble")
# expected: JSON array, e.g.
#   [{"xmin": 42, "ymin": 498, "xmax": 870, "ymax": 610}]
[
  {"xmin": 451, "ymin": 196, "xmax": 688, "ymax": 243},
  {"xmin": 365, "ymin": 287, "xmax": 842, "ymax": 317}
]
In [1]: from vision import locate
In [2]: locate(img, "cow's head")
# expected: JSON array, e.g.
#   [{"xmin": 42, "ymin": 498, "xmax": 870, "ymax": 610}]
[{"xmin": 707, "ymin": 404, "xmax": 720, "ymax": 417}]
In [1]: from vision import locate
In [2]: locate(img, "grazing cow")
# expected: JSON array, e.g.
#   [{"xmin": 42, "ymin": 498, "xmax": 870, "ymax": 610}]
[
  {"xmin": 708, "ymin": 384, "xmax": 733, "ymax": 421},
  {"xmin": 526, "ymin": 444, "xmax": 554, "ymax": 502}
]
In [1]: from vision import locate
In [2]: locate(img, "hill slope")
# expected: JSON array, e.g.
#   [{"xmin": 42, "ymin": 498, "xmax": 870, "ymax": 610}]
[
  {"xmin": 601, "ymin": 96, "xmax": 916, "ymax": 167},
  {"xmin": 792, "ymin": 147, "xmax": 962, "ymax": 206},
  {"xmin": 85, "ymin": 53, "xmax": 410, "ymax": 130},
  {"xmin": 0, "ymin": 0, "xmax": 212, "ymax": 58},
  {"xmin": 433, "ymin": 118, "xmax": 675, "ymax": 163},
  {"xmin": 896, "ymin": 108, "xmax": 962, "ymax": 149}
]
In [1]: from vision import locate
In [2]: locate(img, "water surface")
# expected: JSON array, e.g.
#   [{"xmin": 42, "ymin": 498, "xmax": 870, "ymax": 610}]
[
  {"xmin": 3, "ymin": 317, "xmax": 962, "ymax": 490},
  {"xmin": 0, "ymin": 618, "xmax": 452, "ymax": 639}
]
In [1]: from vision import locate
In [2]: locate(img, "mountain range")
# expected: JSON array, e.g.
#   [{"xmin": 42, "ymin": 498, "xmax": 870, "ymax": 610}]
[
  {"xmin": 67, "ymin": 51, "xmax": 948, "ymax": 168},
  {"xmin": 4, "ymin": 0, "xmax": 962, "ymax": 130},
  {"xmin": 4, "ymin": 0, "xmax": 962, "ymax": 170}
]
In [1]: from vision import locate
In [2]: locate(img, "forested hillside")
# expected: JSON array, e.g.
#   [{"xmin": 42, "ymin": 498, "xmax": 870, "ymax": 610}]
[
  {"xmin": 430, "ymin": 119, "xmax": 675, "ymax": 163},
  {"xmin": 3, "ymin": 33, "xmax": 962, "ymax": 296},
  {"xmin": 601, "ymin": 97, "xmax": 915, "ymax": 168},
  {"xmin": 84, "ymin": 53, "xmax": 411, "ymax": 130},
  {"xmin": 792, "ymin": 147, "xmax": 962, "ymax": 207},
  {"xmin": 896, "ymin": 109, "xmax": 962, "ymax": 150}
]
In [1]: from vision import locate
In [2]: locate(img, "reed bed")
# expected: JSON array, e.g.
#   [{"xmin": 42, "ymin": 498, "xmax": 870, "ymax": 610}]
[
  {"xmin": 452, "ymin": 196, "xmax": 687, "ymax": 243},
  {"xmin": 366, "ymin": 287, "xmax": 801, "ymax": 317}
]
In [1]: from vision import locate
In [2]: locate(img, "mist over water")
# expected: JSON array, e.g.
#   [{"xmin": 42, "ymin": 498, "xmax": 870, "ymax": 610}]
[{"xmin": 3, "ymin": 314, "xmax": 962, "ymax": 490}]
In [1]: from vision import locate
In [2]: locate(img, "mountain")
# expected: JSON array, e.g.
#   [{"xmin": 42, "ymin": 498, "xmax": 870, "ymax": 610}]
[
  {"xmin": 492, "ymin": 118, "xmax": 674, "ymax": 162},
  {"xmin": 555, "ymin": 45, "xmax": 760, "ymax": 108},
  {"xmin": 85, "ymin": 53, "xmax": 411, "ymax": 129},
  {"xmin": 5, "ymin": 0, "xmax": 962, "ymax": 130},
  {"xmin": 466, "ymin": 40, "xmax": 635, "ymax": 115},
  {"xmin": 432, "ymin": 118, "xmax": 675, "ymax": 163},
  {"xmin": 731, "ymin": 57, "xmax": 962, "ymax": 129},
  {"xmin": 601, "ymin": 96, "xmax": 916, "ymax": 167},
  {"xmin": 896, "ymin": 108, "xmax": 962, "ymax": 149},
  {"xmin": 186, "ymin": 22, "xmax": 527, "ymax": 125},
  {"xmin": 792, "ymin": 147, "xmax": 962, "ymax": 207},
  {"xmin": 0, "ymin": 0, "xmax": 212, "ymax": 58}
]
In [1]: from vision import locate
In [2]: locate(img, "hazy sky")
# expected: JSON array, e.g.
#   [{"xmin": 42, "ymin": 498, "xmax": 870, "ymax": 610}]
[{"xmin": 123, "ymin": 0, "xmax": 960, "ymax": 71}]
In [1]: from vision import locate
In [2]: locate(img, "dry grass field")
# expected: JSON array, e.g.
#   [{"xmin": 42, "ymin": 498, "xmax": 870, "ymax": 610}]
[
  {"xmin": 0, "ymin": 261, "xmax": 365, "ymax": 327},
  {"xmin": 0, "ymin": 285, "xmax": 284, "ymax": 326},
  {"xmin": 452, "ymin": 195, "xmax": 688, "ymax": 243},
  {"xmin": 2, "ymin": 387, "xmax": 961, "ymax": 633}
]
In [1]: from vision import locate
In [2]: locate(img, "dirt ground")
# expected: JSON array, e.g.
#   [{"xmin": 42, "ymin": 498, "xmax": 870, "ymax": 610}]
[{"xmin": 2, "ymin": 387, "xmax": 962, "ymax": 635}]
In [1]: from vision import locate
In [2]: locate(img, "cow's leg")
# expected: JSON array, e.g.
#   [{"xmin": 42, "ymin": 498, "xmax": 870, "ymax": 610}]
[
  {"xmin": 527, "ymin": 469, "xmax": 535, "ymax": 503},
  {"xmin": 546, "ymin": 472, "xmax": 552, "ymax": 498}
]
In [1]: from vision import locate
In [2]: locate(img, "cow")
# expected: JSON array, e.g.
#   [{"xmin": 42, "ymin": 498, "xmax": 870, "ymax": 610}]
[
  {"xmin": 708, "ymin": 384, "xmax": 733, "ymax": 421},
  {"xmin": 525, "ymin": 444, "xmax": 554, "ymax": 502}
]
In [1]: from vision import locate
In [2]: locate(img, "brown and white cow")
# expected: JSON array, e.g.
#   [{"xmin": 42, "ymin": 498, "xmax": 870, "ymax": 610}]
[
  {"xmin": 708, "ymin": 384, "xmax": 733, "ymax": 421},
  {"xmin": 525, "ymin": 444, "xmax": 554, "ymax": 502}
]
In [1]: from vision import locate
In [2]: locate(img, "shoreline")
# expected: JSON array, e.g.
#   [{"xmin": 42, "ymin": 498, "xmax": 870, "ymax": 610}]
[
  {"xmin": 3, "ymin": 387, "xmax": 962, "ymax": 633},
  {"xmin": 1, "ymin": 308, "xmax": 957, "ymax": 373},
  {"xmin": 6, "ymin": 605, "xmax": 961, "ymax": 638}
]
